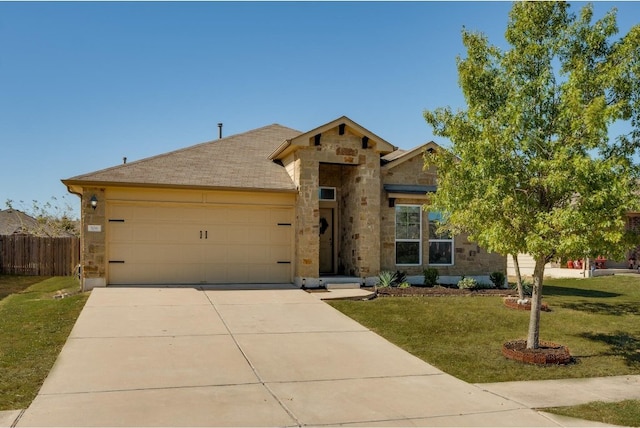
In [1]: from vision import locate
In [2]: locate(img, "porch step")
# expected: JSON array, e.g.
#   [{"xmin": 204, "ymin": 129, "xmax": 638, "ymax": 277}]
[{"xmin": 325, "ymin": 282, "xmax": 361, "ymax": 290}]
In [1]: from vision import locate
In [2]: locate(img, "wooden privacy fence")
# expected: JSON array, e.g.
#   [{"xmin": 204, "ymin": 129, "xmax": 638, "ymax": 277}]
[{"xmin": 0, "ymin": 235, "xmax": 80, "ymax": 276}]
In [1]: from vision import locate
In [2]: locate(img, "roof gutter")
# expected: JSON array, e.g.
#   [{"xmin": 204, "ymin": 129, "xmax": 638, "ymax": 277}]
[
  {"xmin": 268, "ymin": 139, "xmax": 292, "ymax": 160},
  {"xmin": 60, "ymin": 179, "xmax": 299, "ymax": 194}
]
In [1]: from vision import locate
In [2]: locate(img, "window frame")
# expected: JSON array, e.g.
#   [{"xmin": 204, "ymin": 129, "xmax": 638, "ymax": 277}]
[
  {"xmin": 319, "ymin": 187, "xmax": 336, "ymax": 201},
  {"xmin": 395, "ymin": 204, "xmax": 422, "ymax": 266},
  {"xmin": 428, "ymin": 211, "xmax": 454, "ymax": 266}
]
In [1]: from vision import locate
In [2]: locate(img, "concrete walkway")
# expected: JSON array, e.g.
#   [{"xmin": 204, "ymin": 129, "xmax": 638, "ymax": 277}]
[{"xmin": 11, "ymin": 286, "xmax": 632, "ymax": 427}]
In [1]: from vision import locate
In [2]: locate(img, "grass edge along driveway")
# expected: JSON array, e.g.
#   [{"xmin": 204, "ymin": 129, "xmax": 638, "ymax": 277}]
[
  {"xmin": 0, "ymin": 276, "xmax": 89, "ymax": 411},
  {"xmin": 329, "ymin": 275, "xmax": 640, "ymax": 426}
]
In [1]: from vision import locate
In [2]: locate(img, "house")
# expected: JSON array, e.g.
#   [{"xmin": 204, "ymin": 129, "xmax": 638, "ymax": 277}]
[
  {"xmin": 63, "ymin": 116, "xmax": 505, "ymax": 291},
  {"xmin": 0, "ymin": 209, "xmax": 40, "ymax": 235},
  {"xmin": 0, "ymin": 209, "xmax": 77, "ymax": 238}
]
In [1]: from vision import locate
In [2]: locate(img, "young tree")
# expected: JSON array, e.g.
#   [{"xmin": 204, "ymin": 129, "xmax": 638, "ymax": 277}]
[
  {"xmin": 424, "ymin": 2, "xmax": 640, "ymax": 349},
  {"xmin": 4, "ymin": 196, "xmax": 79, "ymax": 237}
]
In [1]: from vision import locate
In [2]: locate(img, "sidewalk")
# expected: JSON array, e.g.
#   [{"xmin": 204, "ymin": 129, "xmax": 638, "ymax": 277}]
[{"xmin": 476, "ymin": 375, "xmax": 640, "ymax": 408}]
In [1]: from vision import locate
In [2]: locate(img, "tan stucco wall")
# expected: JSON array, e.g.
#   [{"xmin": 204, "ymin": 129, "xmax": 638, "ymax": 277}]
[{"xmin": 381, "ymin": 153, "xmax": 505, "ymax": 278}]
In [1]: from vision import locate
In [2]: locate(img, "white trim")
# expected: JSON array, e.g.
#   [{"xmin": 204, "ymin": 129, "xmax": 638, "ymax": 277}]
[
  {"xmin": 395, "ymin": 204, "xmax": 422, "ymax": 266},
  {"xmin": 319, "ymin": 186, "xmax": 336, "ymax": 201}
]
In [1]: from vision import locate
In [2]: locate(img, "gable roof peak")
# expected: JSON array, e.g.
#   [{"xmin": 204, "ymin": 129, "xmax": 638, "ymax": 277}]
[
  {"xmin": 382, "ymin": 141, "xmax": 441, "ymax": 169},
  {"xmin": 269, "ymin": 116, "xmax": 396, "ymax": 160}
]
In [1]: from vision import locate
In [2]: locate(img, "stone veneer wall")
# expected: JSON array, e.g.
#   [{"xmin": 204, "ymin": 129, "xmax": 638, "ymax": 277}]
[
  {"xmin": 381, "ymin": 153, "xmax": 505, "ymax": 277},
  {"xmin": 290, "ymin": 126, "xmax": 381, "ymax": 285},
  {"xmin": 294, "ymin": 155, "xmax": 320, "ymax": 281},
  {"xmin": 80, "ymin": 187, "xmax": 106, "ymax": 290}
]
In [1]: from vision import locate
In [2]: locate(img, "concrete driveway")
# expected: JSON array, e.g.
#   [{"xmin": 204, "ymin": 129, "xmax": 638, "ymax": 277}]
[{"xmin": 16, "ymin": 286, "xmax": 597, "ymax": 427}]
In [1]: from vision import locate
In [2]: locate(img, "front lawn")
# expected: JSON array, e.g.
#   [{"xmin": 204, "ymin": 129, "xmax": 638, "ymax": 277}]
[
  {"xmin": 0, "ymin": 276, "xmax": 89, "ymax": 410},
  {"xmin": 543, "ymin": 400, "xmax": 640, "ymax": 427},
  {"xmin": 328, "ymin": 275, "xmax": 640, "ymax": 383},
  {"xmin": 0, "ymin": 275, "xmax": 49, "ymax": 301}
]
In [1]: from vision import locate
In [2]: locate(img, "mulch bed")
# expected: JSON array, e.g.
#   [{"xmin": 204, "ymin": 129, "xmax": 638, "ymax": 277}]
[
  {"xmin": 502, "ymin": 339, "xmax": 572, "ymax": 365},
  {"xmin": 367, "ymin": 286, "xmax": 515, "ymax": 298}
]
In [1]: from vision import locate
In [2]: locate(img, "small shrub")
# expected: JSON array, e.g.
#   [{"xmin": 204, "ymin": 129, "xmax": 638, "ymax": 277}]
[
  {"xmin": 457, "ymin": 276, "xmax": 478, "ymax": 289},
  {"xmin": 512, "ymin": 280, "xmax": 533, "ymax": 296},
  {"xmin": 423, "ymin": 268, "xmax": 439, "ymax": 287},
  {"xmin": 489, "ymin": 271, "xmax": 506, "ymax": 288},
  {"xmin": 398, "ymin": 282, "xmax": 411, "ymax": 289},
  {"xmin": 377, "ymin": 271, "xmax": 396, "ymax": 288},
  {"xmin": 474, "ymin": 281, "xmax": 496, "ymax": 289}
]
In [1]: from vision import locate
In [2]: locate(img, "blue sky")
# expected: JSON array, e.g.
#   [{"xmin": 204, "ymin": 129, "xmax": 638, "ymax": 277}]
[{"xmin": 1, "ymin": 1, "xmax": 638, "ymax": 218}]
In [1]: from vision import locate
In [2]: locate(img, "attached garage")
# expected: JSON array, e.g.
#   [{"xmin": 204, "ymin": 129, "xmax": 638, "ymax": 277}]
[
  {"xmin": 63, "ymin": 124, "xmax": 302, "ymax": 290},
  {"xmin": 107, "ymin": 202, "xmax": 293, "ymax": 285}
]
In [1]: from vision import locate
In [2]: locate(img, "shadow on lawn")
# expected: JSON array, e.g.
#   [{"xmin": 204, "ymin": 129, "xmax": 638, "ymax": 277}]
[
  {"xmin": 559, "ymin": 301, "xmax": 640, "ymax": 316},
  {"xmin": 581, "ymin": 332, "xmax": 640, "ymax": 366},
  {"xmin": 543, "ymin": 285, "xmax": 621, "ymax": 298}
]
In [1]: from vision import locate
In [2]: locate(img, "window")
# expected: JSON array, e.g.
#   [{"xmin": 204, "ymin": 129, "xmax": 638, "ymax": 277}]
[
  {"xmin": 428, "ymin": 212, "xmax": 453, "ymax": 265},
  {"xmin": 319, "ymin": 187, "xmax": 336, "ymax": 201},
  {"xmin": 395, "ymin": 205, "xmax": 421, "ymax": 265}
]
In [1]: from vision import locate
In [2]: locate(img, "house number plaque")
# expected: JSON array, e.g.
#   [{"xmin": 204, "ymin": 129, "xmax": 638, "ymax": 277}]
[{"xmin": 87, "ymin": 225, "xmax": 102, "ymax": 232}]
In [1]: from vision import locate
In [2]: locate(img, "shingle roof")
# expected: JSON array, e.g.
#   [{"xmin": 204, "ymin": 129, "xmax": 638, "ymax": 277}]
[
  {"xmin": 0, "ymin": 209, "xmax": 38, "ymax": 235},
  {"xmin": 63, "ymin": 124, "xmax": 302, "ymax": 192}
]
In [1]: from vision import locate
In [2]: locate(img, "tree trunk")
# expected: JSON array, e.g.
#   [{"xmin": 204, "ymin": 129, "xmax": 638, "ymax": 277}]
[
  {"xmin": 512, "ymin": 254, "xmax": 525, "ymax": 300},
  {"xmin": 526, "ymin": 255, "xmax": 546, "ymax": 349}
]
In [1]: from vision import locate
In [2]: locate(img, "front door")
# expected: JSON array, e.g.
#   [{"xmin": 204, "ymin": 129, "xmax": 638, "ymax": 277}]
[{"xmin": 319, "ymin": 208, "xmax": 334, "ymax": 274}]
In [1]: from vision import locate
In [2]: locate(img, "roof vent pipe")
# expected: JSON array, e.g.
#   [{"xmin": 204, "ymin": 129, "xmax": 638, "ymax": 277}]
[{"xmin": 218, "ymin": 123, "xmax": 223, "ymax": 139}]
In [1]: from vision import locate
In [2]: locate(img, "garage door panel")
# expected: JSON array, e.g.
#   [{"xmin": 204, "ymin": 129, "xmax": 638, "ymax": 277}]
[
  {"xmin": 270, "ymin": 209, "xmax": 293, "ymax": 224},
  {"xmin": 247, "ymin": 226, "xmax": 269, "ymax": 243},
  {"xmin": 205, "ymin": 226, "xmax": 228, "ymax": 243},
  {"xmin": 203, "ymin": 264, "xmax": 228, "ymax": 283},
  {"xmin": 202, "ymin": 244, "xmax": 228, "ymax": 261},
  {"xmin": 269, "ymin": 228, "xmax": 291, "ymax": 245},
  {"xmin": 246, "ymin": 246, "xmax": 269, "ymax": 263},
  {"xmin": 270, "ymin": 245, "xmax": 291, "ymax": 262},
  {"xmin": 131, "ymin": 206, "xmax": 162, "ymax": 222},
  {"xmin": 109, "ymin": 225, "xmax": 134, "ymax": 242},
  {"xmin": 132, "ymin": 225, "xmax": 161, "ymax": 242},
  {"xmin": 109, "ymin": 205, "xmax": 134, "ymax": 219},
  {"xmin": 227, "ymin": 226, "xmax": 250, "ymax": 243},
  {"xmin": 108, "ymin": 203, "xmax": 293, "ymax": 285},
  {"xmin": 269, "ymin": 264, "xmax": 291, "ymax": 282},
  {"xmin": 163, "ymin": 225, "xmax": 201, "ymax": 243},
  {"xmin": 225, "ymin": 208, "xmax": 252, "ymax": 224}
]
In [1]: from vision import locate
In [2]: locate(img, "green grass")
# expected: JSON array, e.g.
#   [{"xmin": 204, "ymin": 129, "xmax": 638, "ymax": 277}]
[
  {"xmin": 0, "ymin": 276, "xmax": 89, "ymax": 411},
  {"xmin": 543, "ymin": 400, "xmax": 640, "ymax": 427},
  {"xmin": 329, "ymin": 275, "xmax": 640, "ymax": 426},
  {"xmin": 0, "ymin": 275, "xmax": 50, "ymax": 301},
  {"xmin": 330, "ymin": 275, "xmax": 640, "ymax": 383}
]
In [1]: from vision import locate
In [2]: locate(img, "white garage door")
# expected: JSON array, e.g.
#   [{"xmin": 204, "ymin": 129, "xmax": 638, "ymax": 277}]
[{"xmin": 107, "ymin": 203, "xmax": 293, "ymax": 285}]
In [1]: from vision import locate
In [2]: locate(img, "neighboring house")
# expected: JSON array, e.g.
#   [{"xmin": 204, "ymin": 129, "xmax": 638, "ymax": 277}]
[
  {"xmin": 0, "ymin": 209, "xmax": 77, "ymax": 238},
  {"xmin": 63, "ymin": 116, "xmax": 505, "ymax": 291},
  {"xmin": 0, "ymin": 209, "xmax": 40, "ymax": 235}
]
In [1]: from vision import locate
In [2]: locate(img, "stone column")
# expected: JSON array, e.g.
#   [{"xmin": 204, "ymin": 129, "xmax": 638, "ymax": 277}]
[
  {"xmin": 81, "ymin": 187, "xmax": 106, "ymax": 291},
  {"xmin": 294, "ymin": 153, "xmax": 320, "ymax": 286},
  {"xmin": 352, "ymin": 154, "xmax": 381, "ymax": 282}
]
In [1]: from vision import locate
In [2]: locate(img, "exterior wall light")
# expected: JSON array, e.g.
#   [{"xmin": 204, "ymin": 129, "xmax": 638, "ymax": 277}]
[{"xmin": 90, "ymin": 195, "xmax": 98, "ymax": 210}]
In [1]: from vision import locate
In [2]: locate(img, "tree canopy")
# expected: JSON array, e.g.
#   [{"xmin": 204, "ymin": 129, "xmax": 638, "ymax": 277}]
[{"xmin": 423, "ymin": 2, "xmax": 640, "ymax": 348}]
